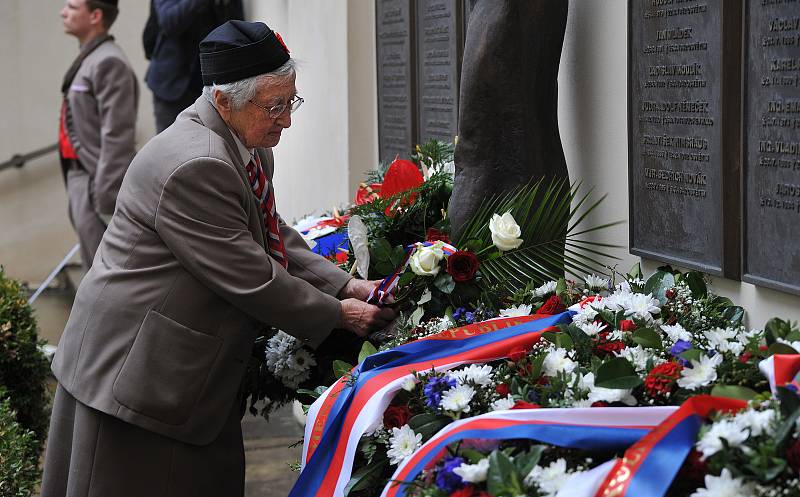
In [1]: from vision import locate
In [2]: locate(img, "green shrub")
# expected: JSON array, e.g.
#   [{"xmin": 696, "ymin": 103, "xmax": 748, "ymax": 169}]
[
  {"xmin": 0, "ymin": 267, "xmax": 51, "ymax": 445},
  {"xmin": 0, "ymin": 389, "xmax": 40, "ymax": 497}
]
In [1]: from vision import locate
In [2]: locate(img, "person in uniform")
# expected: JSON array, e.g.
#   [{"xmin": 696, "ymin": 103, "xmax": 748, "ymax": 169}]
[
  {"xmin": 59, "ymin": 0, "xmax": 139, "ymax": 269},
  {"xmin": 41, "ymin": 20, "xmax": 395, "ymax": 497}
]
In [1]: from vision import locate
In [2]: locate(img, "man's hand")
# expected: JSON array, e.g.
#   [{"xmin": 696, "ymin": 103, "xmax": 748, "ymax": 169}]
[
  {"xmin": 338, "ymin": 299, "xmax": 396, "ymax": 337},
  {"xmin": 338, "ymin": 278, "xmax": 395, "ymax": 303}
]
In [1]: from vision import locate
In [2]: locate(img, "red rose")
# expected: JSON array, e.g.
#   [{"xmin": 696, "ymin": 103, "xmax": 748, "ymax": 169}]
[
  {"xmin": 512, "ymin": 401, "xmax": 541, "ymax": 410},
  {"xmin": 449, "ymin": 486, "xmax": 476, "ymax": 497},
  {"xmin": 619, "ymin": 319, "xmax": 637, "ymax": 332},
  {"xmin": 495, "ymin": 383, "xmax": 510, "ymax": 396},
  {"xmin": 383, "ymin": 404, "xmax": 413, "ymax": 429},
  {"xmin": 788, "ymin": 439, "xmax": 800, "ymax": 472},
  {"xmin": 596, "ymin": 340, "xmax": 626, "ymax": 355},
  {"xmin": 426, "ymin": 228, "xmax": 451, "ymax": 244},
  {"xmin": 644, "ymin": 361, "xmax": 683, "ymax": 398},
  {"xmin": 508, "ymin": 346, "xmax": 529, "ymax": 362},
  {"xmin": 447, "ymin": 251, "xmax": 480, "ymax": 283},
  {"xmin": 536, "ymin": 295, "xmax": 566, "ymax": 315},
  {"xmin": 591, "ymin": 401, "xmax": 610, "ymax": 407}
]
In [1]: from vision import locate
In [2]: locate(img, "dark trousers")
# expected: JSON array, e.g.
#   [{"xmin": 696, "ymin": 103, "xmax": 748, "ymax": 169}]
[
  {"xmin": 154, "ymin": 91, "xmax": 200, "ymax": 133},
  {"xmin": 41, "ymin": 385, "xmax": 246, "ymax": 497}
]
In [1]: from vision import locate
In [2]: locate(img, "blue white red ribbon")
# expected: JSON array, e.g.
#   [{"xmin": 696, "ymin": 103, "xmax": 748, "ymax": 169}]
[
  {"xmin": 367, "ymin": 241, "xmax": 458, "ymax": 305},
  {"xmin": 291, "ymin": 311, "xmax": 574, "ymax": 497},
  {"xmin": 759, "ymin": 354, "xmax": 800, "ymax": 394},
  {"xmin": 380, "ymin": 407, "xmax": 677, "ymax": 497}
]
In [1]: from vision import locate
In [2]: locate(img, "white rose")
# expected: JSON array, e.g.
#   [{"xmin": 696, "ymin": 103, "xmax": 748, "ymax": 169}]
[
  {"xmin": 489, "ymin": 212, "xmax": 523, "ymax": 251},
  {"xmin": 409, "ymin": 242, "xmax": 444, "ymax": 276}
]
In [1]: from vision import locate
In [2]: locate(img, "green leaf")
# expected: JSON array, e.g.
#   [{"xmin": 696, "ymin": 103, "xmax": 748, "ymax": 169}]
[
  {"xmin": 765, "ymin": 318, "xmax": 793, "ymax": 344},
  {"xmin": 433, "ymin": 273, "xmax": 456, "ymax": 294},
  {"xmin": 371, "ymin": 238, "xmax": 393, "ymax": 262},
  {"xmin": 410, "ymin": 306, "xmax": 425, "ymax": 326},
  {"xmin": 710, "ymin": 385, "xmax": 759, "ymax": 401},
  {"xmin": 418, "ymin": 288, "xmax": 433, "ymax": 305},
  {"xmin": 774, "ymin": 392, "xmax": 800, "ymax": 447},
  {"xmin": 595, "ymin": 357, "xmax": 643, "ymax": 389},
  {"xmin": 460, "ymin": 449, "xmax": 487, "ymax": 465},
  {"xmin": 722, "ymin": 306, "xmax": 745, "ymax": 326},
  {"xmin": 411, "ymin": 416, "xmax": 450, "ymax": 440},
  {"xmin": 644, "ymin": 271, "xmax": 675, "ymax": 304},
  {"xmin": 542, "ymin": 332, "xmax": 574, "ymax": 351},
  {"xmin": 358, "ymin": 341, "xmax": 378, "ymax": 364},
  {"xmin": 628, "ymin": 262, "xmax": 642, "ymax": 280},
  {"xmin": 333, "ymin": 360, "xmax": 353, "ymax": 379},
  {"xmin": 530, "ymin": 353, "xmax": 546, "ymax": 379},
  {"xmin": 679, "ymin": 349, "xmax": 703, "ymax": 363},
  {"xmin": 296, "ymin": 388, "xmax": 322, "ymax": 399},
  {"xmin": 513, "ymin": 446, "xmax": 545, "ymax": 477},
  {"xmin": 487, "ymin": 450, "xmax": 524, "ymax": 497},
  {"xmin": 766, "ymin": 343, "xmax": 799, "ymax": 356},
  {"xmin": 681, "ymin": 272, "xmax": 707, "ymax": 299},
  {"xmin": 632, "ymin": 328, "xmax": 662, "ymax": 349},
  {"xmin": 777, "ymin": 386, "xmax": 800, "ymax": 418},
  {"xmin": 397, "ymin": 270, "xmax": 415, "ymax": 287},
  {"xmin": 390, "ymin": 245, "xmax": 406, "ymax": 267},
  {"xmin": 556, "ymin": 278, "xmax": 568, "ymax": 301},
  {"xmin": 344, "ymin": 457, "xmax": 389, "ymax": 495}
]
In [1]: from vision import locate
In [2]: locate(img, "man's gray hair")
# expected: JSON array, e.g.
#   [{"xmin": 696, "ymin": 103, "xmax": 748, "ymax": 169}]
[{"xmin": 202, "ymin": 59, "xmax": 297, "ymax": 110}]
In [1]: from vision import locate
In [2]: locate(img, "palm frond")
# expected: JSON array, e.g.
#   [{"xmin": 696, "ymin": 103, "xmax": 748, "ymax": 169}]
[{"xmin": 453, "ymin": 178, "xmax": 620, "ymax": 294}]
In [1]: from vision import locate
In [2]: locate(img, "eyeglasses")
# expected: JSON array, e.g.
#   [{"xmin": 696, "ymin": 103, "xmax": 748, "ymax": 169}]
[{"xmin": 248, "ymin": 95, "xmax": 304, "ymax": 119}]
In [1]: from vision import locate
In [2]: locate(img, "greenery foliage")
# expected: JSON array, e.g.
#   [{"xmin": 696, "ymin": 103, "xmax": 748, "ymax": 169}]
[
  {"xmin": 0, "ymin": 267, "xmax": 51, "ymax": 446},
  {"xmin": 0, "ymin": 388, "xmax": 41, "ymax": 497}
]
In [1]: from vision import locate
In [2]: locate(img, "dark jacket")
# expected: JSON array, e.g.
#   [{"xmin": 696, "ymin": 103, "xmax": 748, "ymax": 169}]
[{"xmin": 144, "ymin": 0, "xmax": 243, "ymax": 102}]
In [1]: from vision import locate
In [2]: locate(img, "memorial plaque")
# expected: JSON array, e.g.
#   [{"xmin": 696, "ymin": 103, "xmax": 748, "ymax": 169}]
[
  {"xmin": 628, "ymin": 0, "xmax": 741, "ymax": 278},
  {"xmin": 743, "ymin": 1, "xmax": 800, "ymax": 294},
  {"xmin": 376, "ymin": 0, "xmax": 416, "ymax": 163},
  {"xmin": 416, "ymin": 0, "xmax": 462, "ymax": 144}
]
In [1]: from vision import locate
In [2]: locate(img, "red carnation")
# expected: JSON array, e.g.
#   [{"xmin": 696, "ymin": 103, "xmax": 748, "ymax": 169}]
[
  {"xmin": 495, "ymin": 383, "xmax": 510, "ymax": 396},
  {"xmin": 383, "ymin": 404, "xmax": 413, "ymax": 429},
  {"xmin": 512, "ymin": 401, "xmax": 541, "ymax": 410},
  {"xmin": 644, "ymin": 361, "xmax": 683, "ymax": 398},
  {"xmin": 426, "ymin": 228, "xmax": 451, "ymax": 244},
  {"xmin": 787, "ymin": 439, "xmax": 800, "ymax": 472},
  {"xmin": 536, "ymin": 295, "xmax": 566, "ymax": 315},
  {"xmin": 447, "ymin": 251, "xmax": 480, "ymax": 283},
  {"xmin": 449, "ymin": 486, "xmax": 476, "ymax": 497},
  {"xmin": 596, "ymin": 339, "xmax": 626, "ymax": 355},
  {"xmin": 619, "ymin": 319, "xmax": 637, "ymax": 332},
  {"xmin": 508, "ymin": 346, "xmax": 529, "ymax": 362}
]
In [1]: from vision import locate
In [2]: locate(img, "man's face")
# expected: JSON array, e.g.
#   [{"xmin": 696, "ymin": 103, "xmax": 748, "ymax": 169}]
[
  {"xmin": 61, "ymin": 0, "xmax": 95, "ymax": 38},
  {"xmin": 228, "ymin": 77, "xmax": 296, "ymax": 149}
]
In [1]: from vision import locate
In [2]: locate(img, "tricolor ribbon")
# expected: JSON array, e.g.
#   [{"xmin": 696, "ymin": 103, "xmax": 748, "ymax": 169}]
[
  {"xmin": 759, "ymin": 354, "xmax": 800, "ymax": 394},
  {"xmin": 593, "ymin": 395, "xmax": 746, "ymax": 497},
  {"xmin": 367, "ymin": 241, "xmax": 458, "ymax": 305},
  {"xmin": 380, "ymin": 407, "xmax": 678, "ymax": 497},
  {"xmin": 291, "ymin": 311, "xmax": 574, "ymax": 497}
]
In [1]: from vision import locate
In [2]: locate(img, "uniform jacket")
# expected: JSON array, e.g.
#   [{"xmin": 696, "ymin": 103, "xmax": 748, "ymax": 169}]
[
  {"xmin": 64, "ymin": 38, "xmax": 139, "ymax": 216},
  {"xmin": 145, "ymin": 0, "xmax": 244, "ymax": 102},
  {"xmin": 52, "ymin": 96, "xmax": 351, "ymax": 446}
]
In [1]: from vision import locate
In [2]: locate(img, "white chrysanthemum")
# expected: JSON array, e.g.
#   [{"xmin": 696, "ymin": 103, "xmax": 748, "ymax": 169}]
[
  {"xmin": 615, "ymin": 280, "xmax": 632, "ymax": 292},
  {"xmin": 533, "ymin": 281, "xmax": 557, "ymax": 297},
  {"xmin": 624, "ymin": 293, "xmax": 661, "ymax": 320},
  {"xmin": 440, "ymin": 384, "xmax": 475, "ymax": 414},
  {"xmin": 542, "ymin": 348, "xmax": 577, "ymax": 377},
  {"xmin": 689, "ymin": 469, "xmax": 756, "ymax": 497},
  {"xmin": 409, "ymin": 242, "xmax": 445, "ymax": 276},
  {"xmin": 453, "ymin": 458, "xmax": 490, "ymax": 483},
  {"xmin": 615, "ymin": 345, "xmax": 662, "ymax": 373},
  {"xmin": 704, "ymin": 327, "xmax": 744, "ymax": 355},
  {"xmin": 734, "ymin": 408, "xmax": 776, "ymax": 438},
  {"xmin": 524, "ymin": 458, "xmax": 570, "ymax": 496},
  {"xmin": 265, "ymin": 331, "xmax": 299, "ymax": 374},
  {"xmin": 277, "ymin": 348, "xmax": 316, "ymax": 388},
  {"xmin": 696, "ymin": 418, "xmax": 750, "ymax": 459},
  {"xmin": 499, "ymin": 304, "xmax": 533, "ymax": 318},
  {"xmin": 451, "ymin": 364, "xmax": 494, "ymax": 386},
  {"xmin": 386, "ymin": 425, "xmax": 423, "ymax": 465},
  {"xmin": 491, "ymin": 395, "xmax": 516, "ymax": 411},
  {"xmin": 571, "ymin": 305, "xmax": 599, "ymax": 327},
  {"xmin": 581, "ymin": 372, "xmax": 637, "ymax": 406},
  {"xmin": 585, "ymin": 274, "xmax": 611, "ymax": 290},
  {"xmin": 599, "ymin": 291, "xmax": 632, "ymax": 313},
  {"xmin": 580, "ymin": 320, "xmax": 608, "ymax": 336},
  {"xmin": 736, "ymin": 328, "xmax": 761, "ymax": 346},
  {"xmin": 426, "ymin": 316, "xmax": 455, "ymax": 333},
  {"xmin": 661, "ymin": 323, "xmax": 692, "ymax": 343},
  {"xmin": 678, "ymin": 353, "xmax": 723, "ymax": 390},
  {"xmin": 401, "ymin": 377, "xmax": 417, "ymax": 392}
]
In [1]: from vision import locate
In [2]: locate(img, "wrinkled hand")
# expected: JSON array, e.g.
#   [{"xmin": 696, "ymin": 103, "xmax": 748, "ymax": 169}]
[
  {"xmin": 338, "ymin": 299, "xmax": 396, "ymax": 337},
  {"xmin": 339, "ymin": 278, "xmax": 394, "ymax": 303}
]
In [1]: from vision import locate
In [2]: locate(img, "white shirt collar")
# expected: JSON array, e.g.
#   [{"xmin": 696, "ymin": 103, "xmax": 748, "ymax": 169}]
[{"xmin": 228, "ymin": 127, "xmax": 254, "ymax": 165}]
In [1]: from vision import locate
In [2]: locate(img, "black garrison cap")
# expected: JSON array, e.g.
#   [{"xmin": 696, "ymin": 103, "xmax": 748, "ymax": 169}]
[{"xmin": 199, "ymin": 20, "xmax": 291, "ymax": 86}]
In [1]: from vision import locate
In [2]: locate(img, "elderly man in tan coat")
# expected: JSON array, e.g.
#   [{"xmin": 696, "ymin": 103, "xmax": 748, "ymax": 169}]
[{"xmin": 42, "ymin": 20, "xmax": 394, "ymax": 497}]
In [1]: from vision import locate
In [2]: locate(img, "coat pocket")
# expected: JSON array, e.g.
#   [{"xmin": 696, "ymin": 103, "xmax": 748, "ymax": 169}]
[{"xmin": 113, "ymin": 309, "xmax": 222, "ymax": 425}]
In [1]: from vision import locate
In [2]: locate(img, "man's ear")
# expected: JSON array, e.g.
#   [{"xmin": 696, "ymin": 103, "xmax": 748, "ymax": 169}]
[
  {"xmin": 214, "ymin": 90, "xmax": 232, "ymax": 118},
  {"xmin": 89, "ymin": 8, "xmax": 104, "ymax": 27}
]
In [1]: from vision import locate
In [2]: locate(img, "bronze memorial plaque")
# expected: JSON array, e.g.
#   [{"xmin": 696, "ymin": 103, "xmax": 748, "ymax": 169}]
[
  {"xmin": 743, "ymin": 1, "xmax": 800, "ymax": 294},
  {"xmin": 416, "ymin": 0, "xmax": 462, "ymax": 145},
  {"xmin": 376, "ymin": 0, "xmax": 416, "ymax": 162},
  {"xmin": 629, "ymin": 0, "xmax": 741, "ymax": 278}
]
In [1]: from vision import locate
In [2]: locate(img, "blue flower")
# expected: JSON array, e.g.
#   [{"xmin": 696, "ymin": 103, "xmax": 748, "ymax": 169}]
[
  {"xmin": 453, "ymin": 307, "xmax": 466, "ymax": 320},
  {"xmin": 670, "ymin": 339, "xmax": 692, "ymax": 366},
  {"xmin": 435, "ymin": 455, "xmax": 465, "ymax": 492},
  {"xmin": 424, "ymin": 375, "xmax": 457, "ymax": 408},
  {"xmin": 464, "ymin": 311, "xmax": 475, "ymax": 324},
  {"xmin": 527, "ymin": 390, "xmax": 540, "ymax": 403}
]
